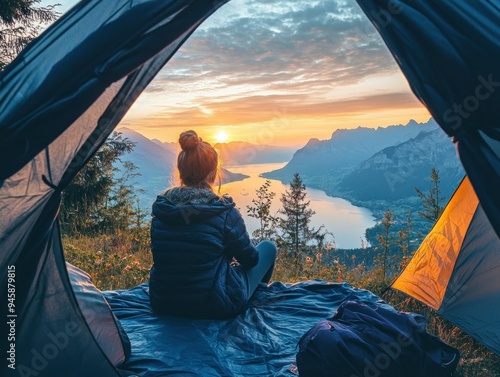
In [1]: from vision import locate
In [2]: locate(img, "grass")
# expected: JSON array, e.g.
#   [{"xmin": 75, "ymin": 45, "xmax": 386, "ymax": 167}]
[
  {"xmin": 63, "ymin": 228, "xmax": 152, "ymax": 291},
  {"xmin": 63, "ymin": 232, "xmax": 500, "ymax": 377}
]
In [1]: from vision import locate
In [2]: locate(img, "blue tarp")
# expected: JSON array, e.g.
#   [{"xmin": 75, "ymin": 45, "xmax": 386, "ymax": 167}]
[{"xmin": 103, "ymin": 281, "xmax": 387, "ymax": 377}]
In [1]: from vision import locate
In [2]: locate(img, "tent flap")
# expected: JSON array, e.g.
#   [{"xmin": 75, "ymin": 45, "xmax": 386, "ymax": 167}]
[
  {"xmin": 355, "ymin": 0, "xmax": 500, "ymax": 237},
  {"xmin": 0, "ymin": 1, "xmax": 229, "ymax": 376}
]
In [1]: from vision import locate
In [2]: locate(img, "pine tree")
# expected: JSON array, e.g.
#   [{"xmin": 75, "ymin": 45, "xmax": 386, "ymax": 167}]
[
  {"xmin": 246, "ymin": 179, "xmax": 277, "ymax": 242},
  {"xmin": 60, "ymin": 132, "xmax": 138, "ymax": 235},
  {"xmin": 132, "ymin": 198, "xmax": 149, "ymax": 229},
  {"xmin": 1, "ymin": 1, "xmax": 60, "ymax": 69},
  {"xmin": 396, "ymin": 209, "xmax": 413, "ymax": 269},
  {"xmin": 375, "ymin": 209, "xmax": 395, "ymax": 280},
  {"xmin": 103, "ymin": 161, "xmax": 144, "ymax": 233},
  {"xmin": 415, "ymin": 168, "xmax": 446, "ymax": 223},
  {"xmin": 278, "ymin": 173, "xmax": 315, "ymax": 268}
]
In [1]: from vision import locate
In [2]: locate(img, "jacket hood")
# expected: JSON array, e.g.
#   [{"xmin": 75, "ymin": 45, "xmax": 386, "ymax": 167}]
[{"xmin": 152, "ymin": 187, "xmax": 234, "ymax": 224}]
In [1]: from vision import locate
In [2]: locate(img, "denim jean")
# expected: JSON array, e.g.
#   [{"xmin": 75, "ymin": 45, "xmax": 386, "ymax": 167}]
[{"xmin": 242, "ymin": 240, "xmax": 277, "ymax": 298}]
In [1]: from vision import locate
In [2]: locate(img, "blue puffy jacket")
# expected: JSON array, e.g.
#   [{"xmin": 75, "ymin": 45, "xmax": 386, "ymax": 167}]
[{"xmin": 149, "ymin": 187, "xmax": 259, "ymax": 319}]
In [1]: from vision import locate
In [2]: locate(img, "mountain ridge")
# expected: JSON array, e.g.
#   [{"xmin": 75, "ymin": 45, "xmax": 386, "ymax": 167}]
[
  {"xmin": 337, "ymin": 128, "xmax": 464, "ymax": 202},
  {"xmin": 263, "ymin": 118, "xmax": 439, "ymax": 179},
  {"xmin": 261, "ymin": 119, "xmax": 464, "ymax": 211}
]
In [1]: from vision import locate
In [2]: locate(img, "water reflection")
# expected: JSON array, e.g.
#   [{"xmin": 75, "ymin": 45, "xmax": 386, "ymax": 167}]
[{"xmin": 221, "ymin": 163, "xmax": 375, "ymax": 250}]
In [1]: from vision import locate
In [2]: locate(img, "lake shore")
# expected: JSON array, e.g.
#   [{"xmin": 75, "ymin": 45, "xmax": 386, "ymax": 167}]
[{"xmin": 221, "ymin": 162, "xmax": 376, "ymax": 250}]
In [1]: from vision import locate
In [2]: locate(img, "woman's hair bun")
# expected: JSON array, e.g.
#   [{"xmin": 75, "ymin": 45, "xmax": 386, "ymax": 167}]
[{"xmin": 179, "ymin": 130, "xmax": 201, "ymax": 151}]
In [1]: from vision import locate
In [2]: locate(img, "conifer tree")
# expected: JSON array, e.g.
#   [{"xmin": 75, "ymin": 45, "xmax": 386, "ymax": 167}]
[
  {"xmin": 246, "ymin": 179, "xmax": 277, "ymax": 242},
  {"xmin": 376, "ymin": 209, "xmax": 395, "ymax": 280},
  {"xmin": 103, "ymin": 161, "xmax": 144, "ymax": 233},
  {"xmin": 1, "ymin": 0, "xmax": 60, "ymax": 69},
  {"xmin": 278, "ymin": 173, "xmax": 315, "ymax": 267},
  {"xmin": 60, "ymin": 132, "xmax": 138, "ymax": 235},
  {"xmin": 415, "ymin": 168, "xmax": 446, "ymax": 223},
  {"xmin": 397, "ymin": 209, "xmax": 413, "ymax": 269}
]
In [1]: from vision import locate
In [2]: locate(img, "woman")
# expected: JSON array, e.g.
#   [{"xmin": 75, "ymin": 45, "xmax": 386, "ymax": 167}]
[{"xmin": 149, "ymin": 130, "xmax": 277, "ymax": 319}]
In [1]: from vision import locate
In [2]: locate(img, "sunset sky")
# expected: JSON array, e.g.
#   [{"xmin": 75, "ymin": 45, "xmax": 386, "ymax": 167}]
[{"xmin": 47, "ymin": 0, "xmax": 431, "ymax": 147}]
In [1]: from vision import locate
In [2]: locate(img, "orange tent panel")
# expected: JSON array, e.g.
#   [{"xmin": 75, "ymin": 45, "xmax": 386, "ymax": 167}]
[{"xmin": 391, "ymin": 177, "xmax": 478, "ymax": 309}]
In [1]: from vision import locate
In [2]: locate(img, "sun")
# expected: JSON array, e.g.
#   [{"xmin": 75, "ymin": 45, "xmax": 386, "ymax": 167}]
[{"xmin": 215, "ymin": 130, "xmax": 229, "ymax": 143}]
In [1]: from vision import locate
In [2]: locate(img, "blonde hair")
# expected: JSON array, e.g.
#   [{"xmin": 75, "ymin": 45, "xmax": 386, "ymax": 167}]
[{"xmin": 177, "ymin": 130, "xmax": 221, "ymax": 190}]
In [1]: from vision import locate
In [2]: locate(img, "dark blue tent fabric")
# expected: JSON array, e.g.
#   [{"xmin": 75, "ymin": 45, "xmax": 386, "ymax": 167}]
[
  {"xmin": 0, "ymin": 1, "xmax": 228, "ymax": 376},
  {"xmin": 1, "ymin": 0, "xmax": 499, "ymax": 375},
  {"xmin": 438, "ymin": 204, "xmax": 500, "ymax": 353},
  {"xmin": 355, "ymin": 0, "xmax": 500, "ymax": 237},
  {"xmin": 0, "ymin": 0, "xmax": 229, "ymax": 182},
  {"xmin": 103, "ymin": 281, "xmax": 387, "ymax": 377}
]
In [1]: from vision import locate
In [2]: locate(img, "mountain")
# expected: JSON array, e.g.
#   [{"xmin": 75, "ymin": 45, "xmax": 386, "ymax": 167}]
[
  {"xmin": 118, "ymin": 127, "xmax": 176, "ymax": 182},
  {"xmin": 337, "ymin": 128, "xmax": 465, "ymax": 201},
  {"xmin": 151, "ymin": 138, "xmax": 177, "ymax": 154},
  {"xmin": 214, "ymin": 141, "xmax": 295, "ymax": 166},
  {"xmin": 262, "ymin": 119, "xmax": 439, "ymax": 181},
  {"xmin": 116, "ymin": 128, "xmax": 248, "ymax": 207}
]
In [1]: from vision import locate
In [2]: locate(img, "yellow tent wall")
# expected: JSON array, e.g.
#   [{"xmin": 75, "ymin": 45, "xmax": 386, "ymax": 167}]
[
  {"xmin": 392, "ymin": 177, "xmax": 478, "ymax": 309},
  {"xmin": 392, "ymin": 176, "xmax": 500, "ymax": 354}
]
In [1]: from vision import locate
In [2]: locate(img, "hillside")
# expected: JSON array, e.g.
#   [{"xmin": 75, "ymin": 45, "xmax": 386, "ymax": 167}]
[
  {"xmin": 337, "ymin": 128, "xmax": 465, "ymax": 201},
  {"xmin": 263, "ymin": 119, "xmax": 439, "ymax": 180},
  {"xmin": 118, "ymin": 127, "xmax": 176, "ymax": 180},
  {"xmin": 261, "ymin": 119, "xmax": 465, "ymax": 213}
]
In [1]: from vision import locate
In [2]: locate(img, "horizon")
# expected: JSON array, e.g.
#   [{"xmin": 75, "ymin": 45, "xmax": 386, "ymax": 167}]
[
  {"xmin": 45, "ymin": 0, "xmax": 431, "ymax": 146},
  {"xmin": 117, "ymin": 116, "xmax": 434, "ymax": 149}
]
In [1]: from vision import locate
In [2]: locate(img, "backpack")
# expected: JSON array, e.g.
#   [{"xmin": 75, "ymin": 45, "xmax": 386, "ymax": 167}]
[{"xmin": 296, "ymin": 300, "xmax": 460, "ymax": 377}]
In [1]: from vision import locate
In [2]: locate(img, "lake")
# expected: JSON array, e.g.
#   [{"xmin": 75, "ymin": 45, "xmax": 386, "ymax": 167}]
[{"xmin": 220, "ymin": 162, "xmax": 375, "ymax": 250}]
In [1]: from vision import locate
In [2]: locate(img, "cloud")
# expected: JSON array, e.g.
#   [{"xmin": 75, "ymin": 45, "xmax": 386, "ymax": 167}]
[
  {"xmin": 122, "ymin": 0, "xmax": 424, "ymax": 143},
  {"xmin": 147, "ymin": 0, "xmax": 397, "ymax": 98},
  {"xmin": 129, "ymin": 91, "xmax": 422, "ymax": 129}
]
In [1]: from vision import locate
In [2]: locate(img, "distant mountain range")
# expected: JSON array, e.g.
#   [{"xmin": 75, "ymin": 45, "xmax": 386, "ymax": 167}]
[
  {"xmin": 115, "ymin": 119, "xmax": 466, "ymax": 212},
  {"xmin": 337, "ymin": 128, "xmax": 464, "ymax": 201},
  {"xmin": 263, "ymin": 119, "xmax": 440, "ymax": 180},
  {"xmin": 117, "ymin": 128, "xmax": 176, "ymax": 181},
  {"xmin": 116, "ymin": 128, "xmax": 250, "ymax": 207},
  {"xmin": 115, "ymin": 128, "xmax": 281, "ymax": 207},
  {"xmin": 262, "ymin": 119, "xmax": 465, "ymax": 208}
]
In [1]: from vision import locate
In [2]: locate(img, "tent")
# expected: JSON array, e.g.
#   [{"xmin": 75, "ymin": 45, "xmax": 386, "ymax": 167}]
[
  {"xmin": 0, "ymin": 0, "xmax": 499, "ymax": 376},
  {"xmin": 355, "ymin": 0, "xmax": 500, "ymax": 234},
  {"xmin": 0, "ymin": 2, "xmax": 232, "ymax": 376},
  {"xmin": 392, "ymin": 175, "xmax": 500, "ymax": 354},
  {"xmin": 357, "ymin": 0, "xmax": 500, "ymax": 356}
]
